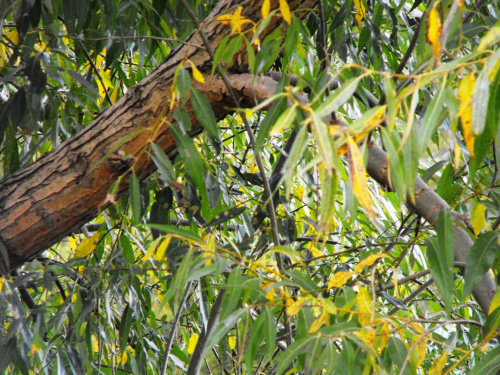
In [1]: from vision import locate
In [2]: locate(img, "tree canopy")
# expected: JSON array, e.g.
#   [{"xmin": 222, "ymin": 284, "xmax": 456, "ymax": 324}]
[{"xmin": 0, "ymin": 0, "xmax": 500, "ymax": 373}]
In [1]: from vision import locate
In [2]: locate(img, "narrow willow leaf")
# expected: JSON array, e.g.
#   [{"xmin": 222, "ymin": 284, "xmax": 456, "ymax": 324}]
[
  {"xmin": 418, "ymin": 78, "xmax": 446, "ymax": 155},
  {"xmin": 190, "ymin": 87, "xmax": 219, "ymax": 140},
  {"xmin": 346, "ymin": 138, "xmax": 376, "ymax": 222},
  {"xmin": 311, "ymin": 111, "xmax": 334, "ymax": 173},
  {"xmin": 212, "ymin": 35, "xmax": 230, "ymax": 75},
  {"xmin": 353, "ymin": 0, "xmax": 366, "ymax": 28},
  {"xmin": 319, "ymin": 164, "xmax": 337, "ymax": 232},
  {"xmin": 119, "ymin": 305, "xmax": 133, "ymax": 354},
  {"xmin": 256, "ymin": 96, "xmax": 286, "ymax": 148},
  {"xmin": 275, "ymin": 336, "xmax": 316, "ymax": 375},
  {"xmin": 262, "ymin": 0, "xmax": 270, "ymax": 19},
  {"xmin": 472, "ymin": 69, "xmax": 490, "ymax": 135},
  {"xmin": 463, "ymin": 232, "xmax": 500, "ymax": 299},
  {"xmin": 316, "ymin": 77, "xmax": 361, "ymax": 118},
  {"xmin": 170, "ymin": 124, "xmax": 205, "ymax": 197},
  {"xmin": 477, "ymin": 20, "xmax": 500, "ymax": 52},
  {"xmin": 427, "ymin": 6, "xmax": 442, "ymax": 59},
  {"xmin": 129, "ymin": 172, "xmax": 141, "ymax": 224},
  {"xmin": 483, "ymin": 307, "xmax": 500, "ymax": 342},
  {"xmin": 270, "ymin": 105, "xmax": 296, "ymax": 135},
  {"xmin": 206, "ymin": 206, "xmax": 245, "ymax": 228},
  {"xmin": 187, "ymin": 333, "xmax": 199, "ymax": 354},
  {"xmin": 426, "ymin": 209, "xmax": 454, "ymax": 313},
  {"xmin": 189, "ymin": 61, "xmax": 205, "ymax": 83},
  {"xmin": 279, "ymin": 0, "xmax": 291, "ymax": 24},
  {"xmin": 458, "ymin": 73, "xmax": 476, "ymax": 156},
  {"xmin": 151, "ymin": 143, "xmax": 175, "ymax": 184},
  {"xmin": 147, "ymin": 224, "xmax": 202, "ymax": 243},
  {"xmin": 470, "ymin": 203, "xmax": 488, "ymax": 235}
]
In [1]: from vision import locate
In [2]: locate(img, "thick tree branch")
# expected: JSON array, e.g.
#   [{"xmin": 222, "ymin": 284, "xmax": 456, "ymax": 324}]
[{"xmin": 0, "ymin": 0, "xmax": 317, "ymax": 272}]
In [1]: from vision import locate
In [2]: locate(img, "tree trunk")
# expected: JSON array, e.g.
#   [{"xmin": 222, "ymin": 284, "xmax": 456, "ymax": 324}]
[{"xmin": 0, "ymin": 0, "xmax": 317, "ymax": 271}]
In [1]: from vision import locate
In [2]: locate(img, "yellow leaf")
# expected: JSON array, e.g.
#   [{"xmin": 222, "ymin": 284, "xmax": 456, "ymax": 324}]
[
  {"xmin": 69, "ymin": 236, "xmax": 78, "ymax": 251},
  {"xmin": 356, "ymin": 326, "xmax": 375, "ymax": 347},
  {"xmin": 286, "ymin": 298, "xmax": 306, "ymax": 316},
  {"xmin": 488, "ymin": 288, "xmax": 500, "ymax": 315},
  {"xmin": 429, "ymin": 351, "xmax": 447, "ymax": 375},
  {"xmin": 354, "ymin": 253, "xmax": 389, "ymax": 273},
  {"xmin": 262, "ymin": 0, "xmax": 271, "ymax": 19},
  {"xmin": 322, "ymin": 299, "xmax": 337, "ymax": 315},
  {"xmin": 231, "ymin": 7, "xmax": 243, "ymax": 34},
  {"xmin": 356, "ymin": 286, "xmax": 372, "ymax": 326},
  {"xmin": 216, "ymin": 14, "xmax": 233, "ymax": 25},
  {"xmin": 188, "ymin": 333, "xmax": 199, "ymax": 355},
  {"xmin": 5, "ymin": 29, "xmax": 19, "ymax": 45},
  {"xmin": 327, "ymin": 271, "xmax": 354, "ymax": 289},
  {"xmin": 353, "ymin": 0, "xmax": 366, "ymax": 28},
  {"xmin": 91, "ymin": 334, "xmax": 99, "ymax": 352},
  {"xmin": 456, "ymin": 0, "xmax": 465, "ymax": 9},
  {"xmin": 154, "ymin": 236, "xmax": 171, "ymax": 261},
  {"xmin": 0, "ymin": 277, "xmax": 3, "ymax": 291},
  {"xmin": 279, "ymin": 0, "xmax": 291, "ymax": 24},
  {"xmin": 413, "ymin": 335, "xmax": 427, "ymax": 368},
  {"xmin": 379, "ymin": 322, "xmax": 391, "ymax": 351},
  {"xmin": 143, "ymin": 237, "xmax": 161, "ymax": 262},
  {"xmin": 478, "ymin": 21, "xmax": 500, "ymax": 52},
  {"xmin": 471, "ymin": 203, "xmax": 488, "ymax": 236},
  {"xmin": 73, "ymin": 233, "xmax": 101, "ymax": 258},
  {"xmin": 308, "ymin": 310, "xmax": 327, "ymax": 333},
  {"xmin": 228, "ymin": 336, "xmax": 236, "ymax": 350},
  {"xmin": 458, "ymin": 73, "xmax": 476, "ymax": 156},
  {"xmin": 346, "ymin": 138, "xmax": 377, "ymax": 222},
  {"xmin": 427, "ymin": 7, "xmax": 442, "ymax": 60},
  {"xmin": 189, "ymin": 61, "xmax": 205, "ymax": 83}
]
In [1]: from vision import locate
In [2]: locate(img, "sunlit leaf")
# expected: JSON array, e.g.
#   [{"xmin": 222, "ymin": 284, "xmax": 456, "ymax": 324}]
[
  {"xmin": 470, "ymin": 202, "xmax": 488, "ymax": 235},
  {"xmin": 427, "ymin": 6, "xmax": 442, "ymax": 60},
  {"xmin": 262, "ymin": 0, "xmax": 271, "ymax": 19},
  {"xmin": 458, "ymin": 73, "xmax": 476, "ymax": 156},
  {"xmin": 328, "ymin": 271, "xmax": 354, "ymax": 289},
  {"xmin": 354, "ymin": 253, "xmax": 389, "ymax": 273},
  {"xmin": 353, "ymin": 0, "xmax": 366, "ymax": 28},
  {"xmin": 73, "ymin": 233, "xmax": 101, "ymax": 258},
  {"xmin": 188, "ymin": 333, "xmax": 199, "ymax": 355},
  {"xmin": 279, "ymin": 0, "xmax": 291, "ymax": 24}
]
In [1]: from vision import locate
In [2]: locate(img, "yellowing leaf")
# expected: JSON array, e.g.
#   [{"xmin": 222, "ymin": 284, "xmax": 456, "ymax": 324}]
[
  {"xmin": 356, "ymin": 286, "xmax": 372, "ymax": 326},
  {"xmin": 279, "ymin": 0, "xmax": 291, "ymax": 24},
  {"xmin": 327, "ymin": 271, "xmax": 354, "ymax": 289},
  {"xmin": 216, "ymin": 14, "xmax": 233, "ymax": 25},
  {"xmin": 286, "ymin": 298, "xmax": 306, "ymax": 316},
  {"xmin": 5, "ymin": 29, "xmax": 19, "ymax": 45},
  {"xmin": 110, "ymin": 86, "xmax": 119, "ymax": 104},
  {"xmin": 478, "ymin": 21, "xmax": 500, "ymax": 52},
  {"xmin": 188, "ymin": 333, "xmax": 199, "ymax": 355},
  {"xmin": 458, "ymin": 73, "xmax": 476, "ymax": 156},
  {"xmin": 379, "ymin": 322, "xmax": 391, "ymax": 351},
  {"xmin": 354, "ymin": 253, "xmax": 389, "ymax": 273},
  {"xmin": 121, "ymin": 351, "xmax": 128, "ymax": 365},
  {"xmin": 154, "ymin": 236, "xmax": 171, "ymax": 261},
  {"xmin": 189, "ymin": 61, "xmax": 205, "ymax": 83},
  {"xmin": 353, "ymin": 0, "xmax": 366, "ymax": 28},
  {"xmin": 73, "ymin": 233, "xmax": 101, "ymax": 258},
  {"xmin": 228, "ymin": 336, "xmax": 237, "ymax": 350},
  {"xmin": 309, "ymin": 310, "xmax": 327, "ymax": 333},
  {"xmin": 91, "ymin": 334, "xmax": 99, "ymax": 352},
  {"xmin": 356, "ymin": 326, "xmax": 375, "ymax": 347},
  {"xmin": 262, "ymin": 0, "xmax": 271, "ymax": 19},
  {"xmin": 143, "ymin": 237, "xmax": 161, "ymax": 262},
  {"xmin": 0, "ymin": 277, "xmax": 3, "ymax": 292},
  {"xmin": 471, "ymin": 203, "xmax": 488, "ymax": 235},
  {"xmin": 231, "ymin": 7, "xmax": 252, "ymax": 34},
  {"xmin": 427, "ymin": 7, "xmax": 442, "ymax": 60},
  {"xmin": 429, "ymin": 352, "xmax": 447, "ymax": 375},
  {"xmin": 489, "ymin": 288, "xmax": 500, "ymax": 314},
  {"xmin": 346, "ymin": 138, "xmax": 377, "ymax": 222},
  {"xmin": 413, "ymin": 335, "xmax": 428, "ymax": 368}
]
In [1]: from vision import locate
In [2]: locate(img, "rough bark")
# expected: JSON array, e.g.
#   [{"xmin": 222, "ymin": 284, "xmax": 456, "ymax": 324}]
[{"xmin": 0, "ymin": 0, "xmax": 317, "ymax": 271}]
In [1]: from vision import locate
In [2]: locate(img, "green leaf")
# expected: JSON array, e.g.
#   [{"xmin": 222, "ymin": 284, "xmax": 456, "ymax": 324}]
[
  {"xmin": 425, "ymin": 209, "xmax": 454, "ymax": 314},
  {"xmin": 315, "ymin": 77, "xmax": 361, "ymax": 118},
  {"xmin": 275, "ymin": 336, "xmax": 317, "ymax": 375},
  {"xmin": 119, "ymin": 304, "xmax": 133, "ymax": 354},
  {"xmin": 255, "ymin": 29, "xmax": 281, "ymax": 74},
  {"xmin": 483, "ymin": 306, "xmax": 500, "ymax": 341},
  {"xmin": 472, "ymin": 68, "xmax": 490, "ymax": 135},
  {"xmin": 129, "ymin": 172, "xmax": 142, "ymax": 225},
  {"xmin": 206, "ymin": 206, "xmax": 245, "ymax": 228},
  {"xmin": 169, "ymin": 123, "xmax": 206, "ymax": 201},
  {"xmin": 469, "ymin": 346, "xmax": 500, "ymax": 375},
  {"xmin": 147, "ymin": 224, "xmax": 202, "ymax": 243},
  {"xmin": 284, "ymin": 16, "xmax": 300, "ymax": 64},
  {"xmin": 463, "ymin": 232, "xmax": 500, "ymax": 299},
  {"xmin": 319, "ymin": 163, "xmax": 338, "ymax": 231},
  {"xmin": 263, "ymin": 307, "xmax": 276, "ymax": 358},
  {"xmin": 220, "ymin": 267, "xmax": 243, "ymax": 320},
  {"xmin": 418, "ymin": 79, "xmax": 447, "ymax": 155},
  {"xmin": 212, "ymin": 34, "xmax": 230, "ymax": 75},
  {"xmin": 150, "ymin": 143, "xmax": 175, "ymax": 185},
  {"xmin": 190, "ymin": 87, "xmax": 219, "ymax": 140},
  {"xmin": 256, "ymin": 96, "xmax": 286, "ymax": 148},
  {"xmin": 222, "ymin": 34, "xmax": 243, "ymax": 69}
]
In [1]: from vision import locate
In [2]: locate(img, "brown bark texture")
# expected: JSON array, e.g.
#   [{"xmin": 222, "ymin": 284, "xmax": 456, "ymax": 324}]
[{"xmin": 0, "ymin": 0, "xmax": 316, "ymax": 271}]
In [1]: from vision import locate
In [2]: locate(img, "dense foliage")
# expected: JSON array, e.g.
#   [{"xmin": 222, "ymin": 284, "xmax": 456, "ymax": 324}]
[{"xmin": 1, "ymin": 0, "xmax": 500, "ymax": 374}]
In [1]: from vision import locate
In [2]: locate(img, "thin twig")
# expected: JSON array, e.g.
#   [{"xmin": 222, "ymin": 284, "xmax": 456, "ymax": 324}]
[{"xmin": 160, "ymin": 280, "xmax": 193, "ymax": 375}]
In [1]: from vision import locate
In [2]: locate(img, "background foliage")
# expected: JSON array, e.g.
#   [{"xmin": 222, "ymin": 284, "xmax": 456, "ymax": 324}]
[{"xmin": 1, "ymin": 0, "xmax": 500, "ymax": 374}]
